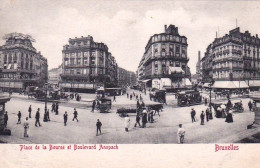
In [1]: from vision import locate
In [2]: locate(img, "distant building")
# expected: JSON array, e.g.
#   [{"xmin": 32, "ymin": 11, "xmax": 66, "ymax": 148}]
[
  {"xmin": 0, "ymin": 33, "xmax": 48, "ymax": 91},
  {"xmin": 117, "ymin": 67, "xmax": 136, "ymax": 87},
  {"xmin": 48, "ymin": 65, "xmax": 62, "ymax": 85},
  {"xmin": 60, "ymin": 35, "xmax": 118, "ymax": 92},
  {"xmin": 201, "ymin": 27, "xmax": 260, "ymax": 89},
  {"xmin": 137, "ymin": 24, "xmax": 191, "ymax": 90}
]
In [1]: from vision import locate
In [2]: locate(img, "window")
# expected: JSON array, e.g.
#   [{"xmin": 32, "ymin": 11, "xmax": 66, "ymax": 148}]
[
  {"xmin": 92, "ymin": 51, "xmax": 96, "ymax": 56},
  {"xmin": 4, "ymin": 55, "xmax": 7, "ymax": 63},
  {"xmin": 181, "ymin": 46, "xmax": 186, "ymax": 55},
  {"xmin": 77, "ymin": 59, "xmax": 81, "ymax": 65},
  {"xmin": 176, "ymin": 45, "xmax": 180, "ymax": 54},
  {"xmin": 76, "ymin": 70, "xmax": 80, "ymax": 74},
  {"xmin": 70, "ymin": 58, "xmax": 75, "ymax": 65},
  {"xmin": 91, "ymin": 57, "xmax": 95, "ymax": 65},
  {"xmin": 99, "ymin": 68, "xmax": 103, "ymax": 74},
  {"xmin": 175, "ymin": 61, "xmax": 180, "ymax": 67},
  {"xmin": 84, "ymin": 59, "xmax": 88, "ymax": 65}
]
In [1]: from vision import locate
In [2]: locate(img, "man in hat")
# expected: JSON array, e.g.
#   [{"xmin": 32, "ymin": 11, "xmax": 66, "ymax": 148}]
[
  {"xmin": 63, "ymin": 112, "xmax": 68, "ymax": 126},
  {"xmin": 72, "ymin": 108, "xmax": 79, "ymax": 122},
  {"xmin": 35, "ymin": 108, "xmax": 41, "ymax": 127},
  {"xmin": 96, "ymin": 119, "xmax": 102, "ymax": 136},
  {"xmin": 190, "ymin": 108, "xmax": 196, "ymax": 123}
]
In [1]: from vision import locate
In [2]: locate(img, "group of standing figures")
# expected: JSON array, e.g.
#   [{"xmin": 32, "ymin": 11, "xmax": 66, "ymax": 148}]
[{"xmin": 10, "ymin": 104, "xmax": 103, "ymax": 138}]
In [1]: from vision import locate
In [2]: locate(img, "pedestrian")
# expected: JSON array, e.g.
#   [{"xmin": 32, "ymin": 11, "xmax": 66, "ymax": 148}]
[
  {"xmin": 55, "ymin": 103, "xmax": 59, "ymax": 115},
  {"xmin": 63, "ymin": 112, "xmax": 68, "ymax": 126},
  {"xmin": 206, "ymin": 108, "xmax": 210, "ymax": 122},
  {"xmin": 225, "ymin": 111, "xmax": 233, "ymax": 123},
  {"xmin": 17, "ymin": 111, "xmax": 22, "ymax": 124},
  {"xmin": 130, "ymin": 94, "xmax": 132, "ymax": 100},
  {"xmin": 46, "ymin": 109, "xmax": 50, "ymax": 121},
  {"xmin": 4, "ymin": 111, "xmax": 8, "ymax": 128},
  {"xmin": 28, "ymin": 105, "xmax": 32, "ymax": 118},
  {"xmin": 134, "ymin": 114, "xmax": 141, "ymax": 127},
  {"xmin": 190, "ymin": 108, "xmax": 196, "ymax": 123},
  {"xmin": 248, "ymin": 101, "xmax": 253, "ymax": 111},
  {"xmin": 204, "ymin": 98, "xmax": 208, "ymax": 106},
  {"xmin": 127, "ymin": 93, "xmax": 129, "ymax": 99},
  {"xmin": 72, "ymin": 108, "xmax": 79, "ymax": 122},
  {"xmin": 23, "ymin": 117, "xmax": 29, "ymax": 137},
  {"xmin": 124, "ymin": 115, "xmax": 130, "ymax": 132},
  {"xmin": 177, "ymin": 124, "xmax": 185, "ymax": 144},
  {"xmin": 91, "ymin": 100, "xmax": 96, "ymax": 112},
  {"xmin": 142, "ymin": 108, "xmax": 148, "ymax": 128},
  {"xmin": 113, "ymin": 95, "xmax": 116, "ymax": 102},
  {"xmin": 200, "ymin": 111, "xmax": 205, "ymax": 125},
  {"xmin": 96, "ymin": 119, "xmax": 102, "ymax": 136},
  {"xmin": 51, "ymin": 102, "xmax": 55, "ymax": 112},
  {"xmin": 35, "ymin": 108, "xmax": 41, "ymax": 127}
]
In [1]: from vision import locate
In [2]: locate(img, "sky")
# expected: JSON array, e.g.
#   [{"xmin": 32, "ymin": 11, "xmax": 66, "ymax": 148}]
[{"xmin": 0, "ymin": 0, "xmax": 260, "ymax": 74}]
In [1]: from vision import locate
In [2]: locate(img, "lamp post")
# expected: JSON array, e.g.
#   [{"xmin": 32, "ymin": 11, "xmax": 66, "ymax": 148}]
[
  {"xmin": 44, "ymin": 82, "xmax": 48, "ymax": 113},
  {"xmin": 43, "ymin": 82, "xmax": 48, "ymax": 122}
]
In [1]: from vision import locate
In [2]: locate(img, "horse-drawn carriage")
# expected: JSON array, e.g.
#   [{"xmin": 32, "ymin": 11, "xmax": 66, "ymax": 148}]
[
  {"xmin": 176, "ymin": 90, "xmax": 202, "ymax": 107},
  {"xmin": 96, "ymin": 98, "xmax": 112, "ymax": 113},
  {"xmin": 117, "ymin": 101, "xmax": 163, "ymax": 117},
  {"xmin": 150, "ymin": 89, "xmax": 166, "ymax": 103},
  {"xmin": 232, "ymin": 101, "xmax": 244, "ymax": 112}
]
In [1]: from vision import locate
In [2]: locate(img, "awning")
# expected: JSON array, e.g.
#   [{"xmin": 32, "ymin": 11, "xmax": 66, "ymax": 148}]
[
  {"xmin": 142, "ymin": 79, "xmax": 151, "ymax": 83},
  {"xmin": 212, "ymin": 81, "xmax": 246, "ymax": 89},
  {"xmin": 169, "ymin": 67, "xmax": 184, "ymax": 74},
  {"xmin": 232, "ymin": 81, "xmax": 249, "ymax": 88},
  {"xmin": 184, "ymin": 78, "xmax": 192, "ymax": 86},
  {"xmin": 249, "ymin": 80, "xmax": 260, "ymax": 87},
  {"xmin": 203, "ymin": 83, "xmax": 211, "ymax": 88}
]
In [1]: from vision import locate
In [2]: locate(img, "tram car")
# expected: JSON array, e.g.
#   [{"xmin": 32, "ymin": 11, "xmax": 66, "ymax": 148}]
[{"xmin": 176, "ymin": 90, "xmax": 202, "ymax": 107}]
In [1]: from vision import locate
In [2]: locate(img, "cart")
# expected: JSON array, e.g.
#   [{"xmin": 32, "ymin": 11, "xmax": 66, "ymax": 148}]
[{"xmin": 98, "ymin": 98, "xmax": 111, "ymax": 113}]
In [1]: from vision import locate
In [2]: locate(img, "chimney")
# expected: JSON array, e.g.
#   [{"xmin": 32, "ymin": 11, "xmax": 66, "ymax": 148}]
[
  {"xmin": 256, "ymin": 34, "xmax": 258, "ymax": 38},
  {"xmin": 164, "ymin": 25, "xmax": 167, "ymax": 32},
  {"xmin": 198, "ymin": 51, "xmax": 201, "ymax": 61}
]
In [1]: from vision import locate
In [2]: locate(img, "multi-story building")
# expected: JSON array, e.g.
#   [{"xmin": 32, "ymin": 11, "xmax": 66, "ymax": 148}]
[
  {"xmin": 117, "ymin": 67, "xmax": 136, "ymax": 87},
  {"xmin": 0, "ymin": 33, "xmax": 48, "ymax": 91},
  {"xmin": 201, "ymin": 27, "xmax": 260, "ymax": 89},
  {"xmin": 137, "ymin": 25, "xmax": 191, "ymax": 90},
  {"xmin": 60, "ymin": 35, "xmax": 118, "ymax": 92},
  {"xmin": 48, "ymin": 65, "xmax": 62, "ymax": 85}
]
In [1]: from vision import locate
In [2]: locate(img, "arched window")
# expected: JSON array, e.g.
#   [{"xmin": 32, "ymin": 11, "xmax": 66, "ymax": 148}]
[
  {"xmin": 4, "ymin": 55, "xmax": 7, "ymax": 63},
  {"xmin": 14, "ymin": 53, "xmax": 17, "ymax": 63},
  {"xmin": 8, "ymin": 54, "xmax": 12, "ymax": 63}
]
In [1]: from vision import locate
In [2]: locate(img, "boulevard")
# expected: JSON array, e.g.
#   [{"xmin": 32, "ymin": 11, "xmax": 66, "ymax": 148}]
[{"xmin": 0, "ymin": 89, "xmax": 257, "ymax": 144}]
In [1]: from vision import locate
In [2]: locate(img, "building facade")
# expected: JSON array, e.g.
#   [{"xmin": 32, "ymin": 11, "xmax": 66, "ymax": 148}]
[
  {"xmin": 48, "ymin": 65, "xmax": 62, "ymax": 85},
  {"xmin": 60, "ymin": 35, "xmax": 118, "ymax": 92},
  {"xmin": 137, "ymin": 25, "xmax": 191, "ymax": 90},
  {"xmin": 117, "ymin": 67, "xmax": 136, "ymax": 87},
  {"xmin": 201, "ymin": 27, "xmax": 260, "ymax": 89},
  {"xmin": 0, "ymin": 33, "xmax": 48, "ymax": 91}
]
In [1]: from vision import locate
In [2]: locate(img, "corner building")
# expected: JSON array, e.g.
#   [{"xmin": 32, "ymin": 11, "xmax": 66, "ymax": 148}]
[
  {"xmin": 137, "ymin": 25, "xmax": 191, "ymax": 90},
  {"xmin": 60, "ymin": 36, "xmax": 118, "ymax": 92},
  {"xmin": 0, "ymin": 33, "xmax": 48, "ymax": 91},
  {"xmin": 201, "ymin": 27, "xmax": 260, "ymax": 90}
]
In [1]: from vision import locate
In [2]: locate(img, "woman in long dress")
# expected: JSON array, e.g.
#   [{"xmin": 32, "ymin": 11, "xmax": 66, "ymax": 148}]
[{"xmin": 124, "ymin": 115, "xmax": 130, "ymax": 132}]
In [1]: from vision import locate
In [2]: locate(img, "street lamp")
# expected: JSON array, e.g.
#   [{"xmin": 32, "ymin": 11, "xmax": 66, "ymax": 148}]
[{"xmin": 43, "ymin": 82, "xmax": 48, "ymax": 122}]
